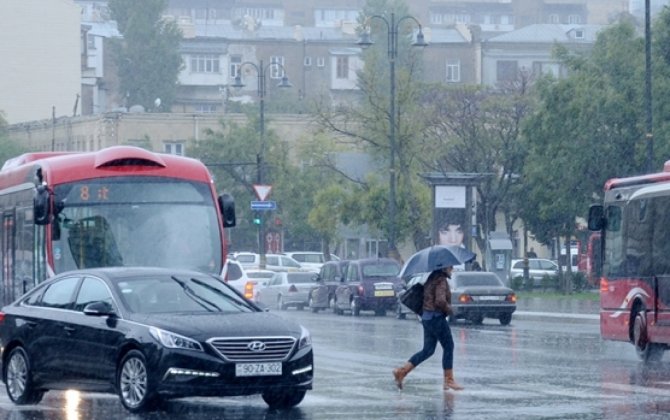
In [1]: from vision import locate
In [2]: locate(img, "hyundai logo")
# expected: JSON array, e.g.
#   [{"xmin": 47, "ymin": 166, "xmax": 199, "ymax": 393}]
[{"xmin": 247, "ymin": 341, "xmax": 266, "ymax": 352}]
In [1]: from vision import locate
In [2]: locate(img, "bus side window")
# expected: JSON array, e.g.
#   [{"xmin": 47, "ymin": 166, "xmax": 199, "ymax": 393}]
[{"xmin": 605, "ymin": 205, "xmax": 624, "ymax": 277}]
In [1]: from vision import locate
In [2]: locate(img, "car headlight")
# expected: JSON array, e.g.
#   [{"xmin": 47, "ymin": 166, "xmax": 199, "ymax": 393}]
[
  {"xmin": 298, "ymin": 325, "xmax": 312, "ymax": 350},
  {"xmin": 149, "ymin": 326, "xmax": 203, "ymax": 351}
]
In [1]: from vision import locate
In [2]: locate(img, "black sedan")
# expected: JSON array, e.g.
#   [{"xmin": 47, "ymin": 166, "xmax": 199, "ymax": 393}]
[
  {"xmin": 449, "ymin": 271, "xmax": 517, "ymax": 325},
  {"xmin": 0, "ymin": 267, "xmax": 313, "ymax": 413}
]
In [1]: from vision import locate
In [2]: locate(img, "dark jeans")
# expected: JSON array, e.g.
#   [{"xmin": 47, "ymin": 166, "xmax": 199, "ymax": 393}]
[{"xmin": 408, "ymin": 316, "xmax": 454, "ymax": 370}]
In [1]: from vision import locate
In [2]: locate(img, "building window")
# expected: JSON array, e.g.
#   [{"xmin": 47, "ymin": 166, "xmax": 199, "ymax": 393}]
[
  {"xmin": 191, "ymin": 54, "xmax": 220, "ymax": 73},
  {"xmin": 317, "ymin": 57, "xmax": 325, "ymax": 67},
  {"xmin": 496, "ymin": 60, "xmax": 518, "ymax": 82},
  {"xmin": 164, "ymin": 142, "xmax": 185, "ymax": 156},
  {"xmin": 270, "ymin": 56, "xmax": 285, "ymax": 79},
  {"xmin": 336, "ymin": 56, "xmax": 349, "ymax": 79},
  {"xmin": 548, "ymin": 14, "xmax": 560, "ymax": 24},
  {"xmin": 230, "ymin": 55, "xmax": 242, "ymax": 78},
  {"xmin": 568, "ymin": 15, "xmax": 581, "ymax": 24},
  {"xmin": 574, "ymin": 29, "xmax": 584, "ymax": 39},
  {"xmin": 446, "ymin": 60, "xmax": 460, "ymax": 83},
  {"xmin": 304, "ymin": 56, "xmax": 312, "ymax": 66},
  {"xmin": 195, "ymin": 104, "xmax": 217, "ymax": 113}
]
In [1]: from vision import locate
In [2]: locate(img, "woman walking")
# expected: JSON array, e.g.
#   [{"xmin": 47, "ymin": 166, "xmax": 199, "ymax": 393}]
[{"xmin": 392, "ymin": 265, "xmax": 463, "ymax": 391}]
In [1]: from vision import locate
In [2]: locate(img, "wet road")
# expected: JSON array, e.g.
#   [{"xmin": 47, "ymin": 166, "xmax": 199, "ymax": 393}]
[{"xmin": 2, "ymin": 301, "xmax": 670, "ymax": 419}]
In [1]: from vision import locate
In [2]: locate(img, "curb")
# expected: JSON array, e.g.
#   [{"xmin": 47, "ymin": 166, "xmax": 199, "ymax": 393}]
[{"xmin": 514, "ymin": 310, "xmax": 599, "ymax": 322}]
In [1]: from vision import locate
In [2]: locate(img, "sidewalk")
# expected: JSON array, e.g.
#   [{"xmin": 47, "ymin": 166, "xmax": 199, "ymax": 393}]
[{"xmin": 514, "ymin": 295, "xmax": 600, "ymax": 323}]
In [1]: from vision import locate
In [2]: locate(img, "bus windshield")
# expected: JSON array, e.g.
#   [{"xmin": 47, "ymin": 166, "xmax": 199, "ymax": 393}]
[{"xmin": 51, "ymin": 177, "xmax": 222, "ymax": 274}]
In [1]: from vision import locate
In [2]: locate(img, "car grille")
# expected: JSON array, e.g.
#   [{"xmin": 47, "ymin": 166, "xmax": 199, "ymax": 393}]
[{"xmin": 208, "ymin": 336, "xmax": 297, "ymax": 362}]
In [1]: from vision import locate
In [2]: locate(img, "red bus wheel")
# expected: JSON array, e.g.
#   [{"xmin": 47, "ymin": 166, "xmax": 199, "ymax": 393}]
[{"xmin": 634, "ymin": 309, "xmax": 664, "ymax": 362}]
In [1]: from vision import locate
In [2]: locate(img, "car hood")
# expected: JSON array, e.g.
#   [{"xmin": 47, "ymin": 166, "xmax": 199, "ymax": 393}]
[{"xmin": 129, "ymin": 311, "xmax": 303, "ymax": 340}]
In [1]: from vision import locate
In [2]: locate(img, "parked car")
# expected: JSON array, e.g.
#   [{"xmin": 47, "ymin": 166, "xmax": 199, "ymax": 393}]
[
  {"xmin": 242, "ymin": 269, "xmax": 278, "ymax": 302},
  {"xmin": 308, "ymin": 260, "xmax": 350, "ymax": 312},
  {"xmin": 230, "ymin": 252, "xmax": 304, "ymax": 272},
  {"xmin": 0, "ymin": 267, "xmax": 313, "ymax": 413},
  {"xmin": 334, "ymin": 258, "xmax": 403, "ymax": 316},
  {"xmin": 257, "ymin": 271, "xmax": 317, "ymax": 310},
  {"xmin": 449, "ymin": 271, "xmax": 517, "ymax": 325},
  {"xmin": 283, "ymin": 251, "xmax": 330, "ymax": 272},
  {"xmin": 509, "ymin": 258, "xmax": 559, "ymax": 287}
]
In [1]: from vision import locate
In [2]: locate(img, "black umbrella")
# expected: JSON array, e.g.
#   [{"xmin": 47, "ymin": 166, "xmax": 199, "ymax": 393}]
[{"xmin": 399, "ymin": 245, "xmax": 476, "ymax": 279}]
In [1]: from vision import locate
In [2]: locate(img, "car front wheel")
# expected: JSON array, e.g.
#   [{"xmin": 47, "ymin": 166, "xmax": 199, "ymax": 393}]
[
  {"xmin": 117, "ymin": 350, "xmax": 160, "ymax": 413},
  {"xmin": 5, "ymin": 347, "xmax": 44, "ymax": 405},
  {"xmin": 262, "ymin": 388, "xmax": 306, "ymax": 409}
]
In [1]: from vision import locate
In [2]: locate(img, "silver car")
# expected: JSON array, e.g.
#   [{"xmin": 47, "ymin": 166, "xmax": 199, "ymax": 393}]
[
  {"xmin": 509, "ymin": 258, "xmax": 558, "ymax": 287},
  {"xmin": 257, "ymin": 271, "xmax": 317, "ymax": 310},
  {"xmin": 449, "ymin": 271, "xmax": 517, "ymax": 325}
]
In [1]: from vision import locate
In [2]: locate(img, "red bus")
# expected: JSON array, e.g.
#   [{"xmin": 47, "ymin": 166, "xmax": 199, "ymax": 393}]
[
  {"xmin": 0, "ymin": 146, "xmax": 236, "ymax": 305},
  {"xmin": 588, "ymin": 161, "xmax": 670, "ymax": 361}
]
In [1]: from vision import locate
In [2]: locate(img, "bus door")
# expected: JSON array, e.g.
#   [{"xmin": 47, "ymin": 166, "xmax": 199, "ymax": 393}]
[{"xmin": 1, "ymin": 211, "xmax": 15, "ymax": 305}]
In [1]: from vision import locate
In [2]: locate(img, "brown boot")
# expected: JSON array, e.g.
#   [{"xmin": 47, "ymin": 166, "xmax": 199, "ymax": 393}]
[
  {"xmin": 444, "ymin": 369, "xmax": 464, "ymax": 391},
  {"xmin": 392, "ymin": 362, "xmax": 414, "ymax": 390}
]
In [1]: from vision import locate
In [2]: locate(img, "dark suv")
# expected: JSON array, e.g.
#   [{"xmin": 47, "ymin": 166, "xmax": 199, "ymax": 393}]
[
  {"xmin": 334, "ymin": 258, "xmax": 402, "ymax": 316},
  {"xmin": 308, "ymin": 260, "xmax": 350, "ymax": 312}
]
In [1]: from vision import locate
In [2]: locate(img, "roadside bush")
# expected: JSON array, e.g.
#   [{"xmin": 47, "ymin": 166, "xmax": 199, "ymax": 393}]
[
  {"xmin": 541, "ymin": 274, "xmax": 559, "ymax": 291},
  {"xmin": 511, "ymin": 275, "xmax": 524, "ymax": 290},
  {"xmin": 523, "ymin": 275, "xmax": 535, "ymax": 291},
  {"xmin": 572, "ymin": 271, "xmax": 587, "ymax": 291}
]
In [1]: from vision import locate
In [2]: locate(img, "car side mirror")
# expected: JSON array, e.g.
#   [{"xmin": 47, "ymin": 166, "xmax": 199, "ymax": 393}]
[{"xmin": 83, "ymin": 301, "xmax": 115, "ymax": 316}]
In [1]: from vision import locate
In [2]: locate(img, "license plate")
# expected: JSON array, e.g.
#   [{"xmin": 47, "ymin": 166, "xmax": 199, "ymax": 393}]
[
  {"xmin": 374, "ymin": 290, "xmax": 395, "ymax": 297},
  {"xmin": 477, "ymin": 296, "xmax": 502, "ymax": 301},
  {"xmin": 235, "ymin": 362, "xmax": 282, "ymax": 377}
]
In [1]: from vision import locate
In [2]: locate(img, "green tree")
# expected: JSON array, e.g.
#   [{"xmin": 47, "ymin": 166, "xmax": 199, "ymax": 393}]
[
  {"xmin": 314, "ymin": 0, "xmax": 432, "ymax": 258},
  {"xmin": 108, "ymin": 0, "xmax": 183, "ymax": 111},
  {"xmin": 520, "ymin": 21, "xmax": 652, "ymax": 292},
  {"xmin": 0, "ymin": 112, "xmax": 26, "ymax": 166},
  {"xmin": 419, "ymin": 82, "xmax": 532, "ymax": 262}
]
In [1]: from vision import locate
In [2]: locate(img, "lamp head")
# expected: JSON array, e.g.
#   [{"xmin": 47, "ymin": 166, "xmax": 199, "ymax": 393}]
[
  {"xmin": 413, "ymin": 29, "xmax": 428, "ymax": 48},
  {"xmin": 357, "ymin": 31, "xmax": 374, "ymax": 48},
  {"xmin": 277, "ymin": 75, "xmax": 293, "ymax": 88},
  {"xmin": 231, "ymin": 75, "xmax": 245, "ymax": 89}
]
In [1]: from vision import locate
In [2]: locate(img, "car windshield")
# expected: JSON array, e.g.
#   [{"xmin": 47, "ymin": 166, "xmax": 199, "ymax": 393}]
[
  {"xmin": 287, "ymin": 273, "xmax": 316, "ymax": 283},
  {"xmin": 456, "ymin": 275, "xmax": 502, "ymax": 287},
  {"xmin": 115, "ymin": 274, "xmax": 256, "ymax": 314},
  {"xmin": 235, "ymin": 255, "xmax": 256, "ymax": 263},
  {"xmin": 362, "ymin": 262, "xmax": 400, "ymax": 277}
]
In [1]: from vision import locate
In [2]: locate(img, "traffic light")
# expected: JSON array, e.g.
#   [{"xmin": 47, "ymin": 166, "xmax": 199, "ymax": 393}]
[{"xmin": 253, "ymin": 217, "xmax": 261, "ymax": 225}]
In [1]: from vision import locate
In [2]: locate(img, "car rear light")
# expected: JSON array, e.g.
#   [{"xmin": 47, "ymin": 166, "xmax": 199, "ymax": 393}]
[
  {"xmin": 505, "ymin": 293, "xmax": 517, "ymax": 303},
  {"xmin": 458, "ymin": 294, "xmax": 473, "ymax": 303},
  {"xmin": 0, "ymin": 312, "xmax": 4, "ymax": 324},
  {"xmin": 357, "ymin": 285, "xmax": 365, "ymax": 297},
  {"xmin": 289, "ymin": 285, "xmax": 298, "ymax": 293},
  {"xmin": 244, "ymin": 282, "xmax": 254, "ymax": 300},
  {"xmin": 600, "ymin": 277, "xmax": 608, "ymax": 293}
]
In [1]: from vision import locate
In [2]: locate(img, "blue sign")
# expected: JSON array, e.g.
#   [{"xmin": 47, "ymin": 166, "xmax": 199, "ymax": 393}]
[{"xmin": 250, "ymin": 200, "xmax": 277, "ymax": 210}]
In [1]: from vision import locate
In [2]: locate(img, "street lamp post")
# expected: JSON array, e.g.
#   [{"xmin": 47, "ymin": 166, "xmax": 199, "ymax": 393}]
[
  {"xmin": 645, "ymin": 0, "xmax": 653, "ymax": 173},
  {"xmin": 232, "ymin": 60, "xmax": 292, "ymax": 268},
  {"xmin": 358, "ymin": 13, "xmax": 427, "ymax": 259}
]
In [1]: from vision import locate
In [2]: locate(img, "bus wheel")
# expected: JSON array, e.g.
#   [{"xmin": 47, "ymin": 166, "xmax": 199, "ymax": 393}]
[{"xmin": 633, "ymin": 309, "xmax": 664, "ymax": 362}]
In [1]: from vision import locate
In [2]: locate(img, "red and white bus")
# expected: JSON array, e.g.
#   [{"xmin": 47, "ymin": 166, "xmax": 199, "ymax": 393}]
[
  {"xmin": 588, "ymin": 161, "xmax": 670, "ymax": 361},
  {"xmin": 0, "ymin": 146, "xmax": 236, "ymax": 305}
]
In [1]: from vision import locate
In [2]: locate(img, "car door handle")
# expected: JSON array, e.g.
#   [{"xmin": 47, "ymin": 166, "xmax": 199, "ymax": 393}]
[{"xmin": 63, "ymin": 326, "xmax": 76, "ymax": 334}]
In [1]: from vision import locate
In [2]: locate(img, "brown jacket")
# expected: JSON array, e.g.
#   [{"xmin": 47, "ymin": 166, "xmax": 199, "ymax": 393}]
[{"xmin": 423, "ymin": 271, "xmax": 452, "ymax": 315}]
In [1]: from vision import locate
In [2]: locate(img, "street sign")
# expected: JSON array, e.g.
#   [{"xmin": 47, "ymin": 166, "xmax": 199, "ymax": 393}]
[
  {"xmin": 250, "ymin": 200, "xmax": 276, "ymax": 210},
  {"xmin": 253, "ymin": 184, "xmax": 272, "ymax": 201}
]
